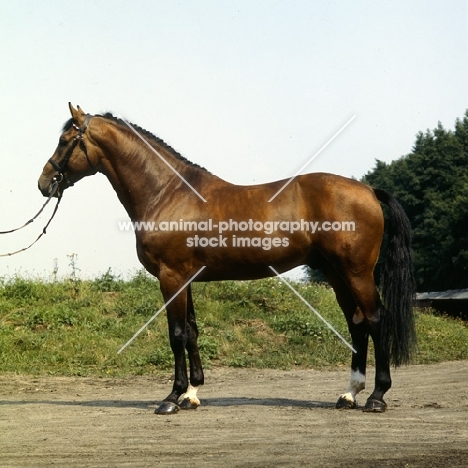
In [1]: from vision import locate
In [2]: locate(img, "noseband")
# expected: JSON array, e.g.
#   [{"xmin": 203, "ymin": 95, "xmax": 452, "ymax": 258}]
[{"xmin": 48, "ymin": 114, "xmax": 94, "ymax": 186}]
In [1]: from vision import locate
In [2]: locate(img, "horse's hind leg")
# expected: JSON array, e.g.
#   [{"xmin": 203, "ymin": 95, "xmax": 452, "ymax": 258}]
[
  {"xmin": 336, "ymin": 318, "xmax": 369, "ymax": 409},
  {"xmin": 179, "ymin": 284, "xmax": 204, "ymax": 410},
  {"xmin": 346, "ymin": 275, "xmax": 391, "ymax": 412},
  {"xmin": 322, "ymin": 267, "xmax": 369, "ymax": 409},
  {"xmin": 362, "ymin": 304, "xmax": 391, "ymax": 412}
]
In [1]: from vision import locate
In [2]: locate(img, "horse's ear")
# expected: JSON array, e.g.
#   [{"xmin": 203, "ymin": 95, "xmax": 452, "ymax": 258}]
[{"xmin": 68, "ymin": 103, "xmax": 86, "ymax": 122}]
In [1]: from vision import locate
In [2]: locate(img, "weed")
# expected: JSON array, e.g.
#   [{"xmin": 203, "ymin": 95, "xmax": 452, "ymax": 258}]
[{"xmin": 0, "ymin": 271, "xmax": 466, "ymax": 376}]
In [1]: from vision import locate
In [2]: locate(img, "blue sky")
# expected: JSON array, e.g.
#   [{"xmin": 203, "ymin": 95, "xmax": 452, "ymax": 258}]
[{"xmin": 1, "ymin": 0, "xmax": 467, "ymax": 279}]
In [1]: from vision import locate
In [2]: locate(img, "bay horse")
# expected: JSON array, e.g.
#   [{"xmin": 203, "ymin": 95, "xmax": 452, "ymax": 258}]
[{"xmin": 38, "ymin": 103, "xmax": 416, "ymax": 414}]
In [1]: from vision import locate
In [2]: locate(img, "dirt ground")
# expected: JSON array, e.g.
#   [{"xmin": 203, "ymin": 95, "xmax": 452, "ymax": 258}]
[{"xmin": 1, "ymin": 361, "xmax": 467, "ymax": 467}]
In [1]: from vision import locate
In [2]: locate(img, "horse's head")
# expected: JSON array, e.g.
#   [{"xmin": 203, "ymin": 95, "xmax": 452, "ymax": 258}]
[{"xmin": 38, "ymin": 103, "xmax": 99, "ymax": 197}]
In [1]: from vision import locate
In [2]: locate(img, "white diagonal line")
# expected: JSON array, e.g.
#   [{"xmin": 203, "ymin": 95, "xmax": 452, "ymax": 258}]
[
  {"xmin": 268, "ymin": 115, "xmax": 356, "ymax": 202},
  {"xmin": 119, "ymin": 117, "xmax": 207, "ymax": 203},
  {"xmin": 117, "ymin": 266, "xmax": 206, "ymax": 354},
  {"xmin": 268, "ymin": 266, "xmax": 356, "ymax": 353}
]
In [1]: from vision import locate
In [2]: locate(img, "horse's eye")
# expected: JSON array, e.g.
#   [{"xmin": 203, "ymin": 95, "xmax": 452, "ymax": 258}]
[{"xmin": 58, "ymin": 138, "xmax": 67, "ymax": 147}]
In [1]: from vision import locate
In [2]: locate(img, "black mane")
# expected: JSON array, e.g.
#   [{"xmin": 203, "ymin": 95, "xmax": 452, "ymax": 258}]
[
  {"xmin": 102, "ymin": 112, "xmax": 210, "ymax": 173},
  {"xmin": 61, "ymin": 113, "xmax": 210, "ymax": 173}
]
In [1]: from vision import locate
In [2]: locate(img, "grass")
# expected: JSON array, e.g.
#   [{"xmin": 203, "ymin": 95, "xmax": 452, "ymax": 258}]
[{"xmin": 0, "ymin": 269, "xmax": 467, "ymax": 376}]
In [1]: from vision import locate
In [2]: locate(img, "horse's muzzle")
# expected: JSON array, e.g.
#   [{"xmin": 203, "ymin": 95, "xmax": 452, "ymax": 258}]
[{"xmin": 38, "ymin": 174, "xmax": 59, "ymax": 198}]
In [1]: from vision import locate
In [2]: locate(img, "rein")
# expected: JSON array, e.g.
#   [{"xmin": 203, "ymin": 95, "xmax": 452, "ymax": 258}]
[
  {"xmin": 0, "ymin": 114, "xmax": 93, "ymax": 256},
  {"xmin": 0, "ymin": 179, "xmax": 62, "ymax": 256}
]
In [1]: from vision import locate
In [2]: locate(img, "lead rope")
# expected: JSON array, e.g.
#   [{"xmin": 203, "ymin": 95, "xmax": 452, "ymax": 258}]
[{"xmin": 0, "ymin": 180, "xmax": 62, "ymax": 257}]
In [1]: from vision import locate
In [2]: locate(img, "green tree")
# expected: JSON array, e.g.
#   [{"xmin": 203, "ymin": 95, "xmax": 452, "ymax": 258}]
[{"xmin": 362, "ymin": 111, "xmax": 468, "ymax": 291}]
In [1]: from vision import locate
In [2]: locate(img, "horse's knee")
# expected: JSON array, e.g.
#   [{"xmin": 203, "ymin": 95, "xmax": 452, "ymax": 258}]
[{"xmin": 169, "ymin": 326, "xmax": 187, "ymax": 353}]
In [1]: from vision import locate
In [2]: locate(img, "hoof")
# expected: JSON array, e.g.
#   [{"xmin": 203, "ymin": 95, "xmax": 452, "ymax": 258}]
[
  {"xmin": 363, "ymin": 398, "xmax": 387, "ymax": 413},
  {"xmin": 155, "ymin": 401, "xmax": 180, "ymax": 415},
  {"xmin": 179, "ymin": 397, "xmax": 200, "ymax": 410},
  {"xmin": 335, "ymin": 395, "xmax": 357, "ymax": 409}
]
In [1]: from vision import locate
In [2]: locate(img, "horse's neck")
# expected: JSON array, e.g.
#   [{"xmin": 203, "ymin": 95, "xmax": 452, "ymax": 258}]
[{"xmin": 97, "ymin": 127, "xmax": 188, "ymax": 221}]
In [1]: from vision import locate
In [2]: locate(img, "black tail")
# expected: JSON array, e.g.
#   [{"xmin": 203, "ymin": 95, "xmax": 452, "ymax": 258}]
[{"xmin": 374, "ymin": 188, "xmax": 417, "ymax": 367}]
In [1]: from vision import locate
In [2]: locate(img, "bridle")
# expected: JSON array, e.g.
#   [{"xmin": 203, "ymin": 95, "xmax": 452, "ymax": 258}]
[
  {"xmin": 0, "ymin": 114, "xmax": 95, "ymax": 257},
  {"xmin": 48, "ymin": 114, "xmax": 94, "ymax": 187}
]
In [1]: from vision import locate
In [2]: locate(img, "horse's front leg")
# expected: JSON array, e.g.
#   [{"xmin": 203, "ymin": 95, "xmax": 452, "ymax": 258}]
[
  {"xmin": 155, "ymin": 279, "xmax": 189, "ymax": 415},
  {"xmin": 179, "ymin": 284, "xmax": 204, "ymax": 410}
]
